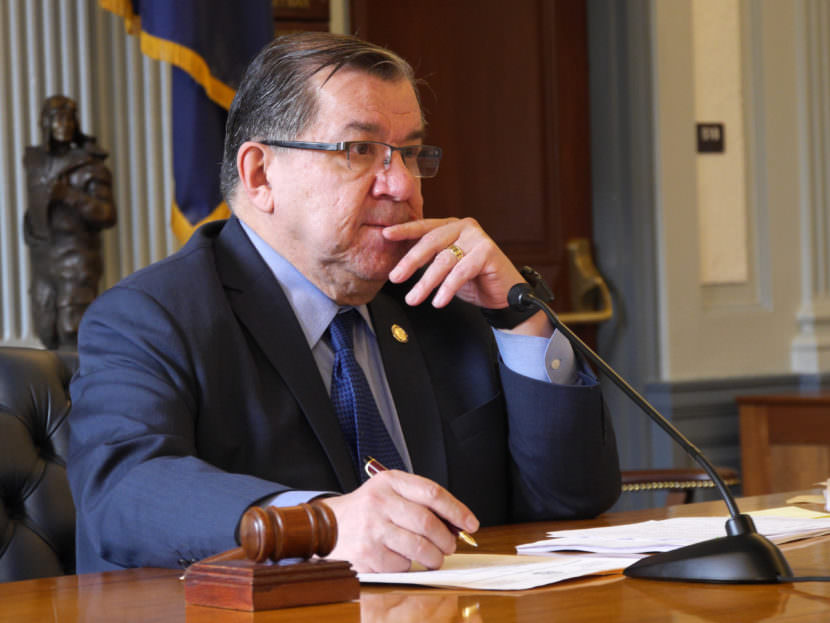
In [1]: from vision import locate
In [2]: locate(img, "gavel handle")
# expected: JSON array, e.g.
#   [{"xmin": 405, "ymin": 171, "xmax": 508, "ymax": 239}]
[{"xmin": 196, "ymin": 547, "xmax": 247, "ymax": 565}]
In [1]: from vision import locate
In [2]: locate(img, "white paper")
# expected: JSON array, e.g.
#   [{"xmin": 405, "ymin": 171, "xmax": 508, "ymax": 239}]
[
  {"xmin": 357, "ymin": 553, "xmax": 640, "ymax": 590},
  {"xmin": 516, "ymin": 507, "xmax": 830, "ymax": 556}
]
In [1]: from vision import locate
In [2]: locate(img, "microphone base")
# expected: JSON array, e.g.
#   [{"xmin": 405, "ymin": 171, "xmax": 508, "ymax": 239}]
[{"xmin": 623, "ymin": 532, "xmax": 792, "ymax": 584}]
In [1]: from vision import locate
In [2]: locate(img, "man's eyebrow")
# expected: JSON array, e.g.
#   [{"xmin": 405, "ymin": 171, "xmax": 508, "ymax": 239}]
[
  {"xmin": 404, "ymin": 128, "xmax": 426, "ymax": 142},
  {"xmin": 343, "ymin": 121, "xmax": 426, "ymax": 142},
  {"xmin": 344, "ymin": 121, "xmax": 381, "ymax": 135}
]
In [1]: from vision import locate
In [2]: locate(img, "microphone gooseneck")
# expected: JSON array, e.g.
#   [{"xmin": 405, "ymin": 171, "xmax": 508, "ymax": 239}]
[
  {"xmin": 509, "ymin": 283, "xmax": 740, "ymax": 517},
  {"xmin": 508, "ymin": 282, "xmax": 793, "ymax": 583}
]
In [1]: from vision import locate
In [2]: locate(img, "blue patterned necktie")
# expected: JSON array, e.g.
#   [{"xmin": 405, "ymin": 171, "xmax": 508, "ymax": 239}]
[{"xmin": 329, "ymin": 309, "xmax": 406, "ymax": 480}]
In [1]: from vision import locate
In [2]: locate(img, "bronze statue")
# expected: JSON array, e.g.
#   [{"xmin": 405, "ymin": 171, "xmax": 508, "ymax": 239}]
[{"xmin": 23, "ymin": 95, "xmax": 117, "ymax": 349}]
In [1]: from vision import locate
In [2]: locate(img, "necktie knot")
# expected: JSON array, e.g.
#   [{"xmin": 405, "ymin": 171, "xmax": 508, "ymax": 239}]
[{"xmin": 329, "ymin": 309, "xmax": 358, "ymax": 353}]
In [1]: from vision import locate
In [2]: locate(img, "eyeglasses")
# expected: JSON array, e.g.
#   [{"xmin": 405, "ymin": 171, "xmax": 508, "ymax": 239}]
[{"xmin": 260, "ymin": 139, "xmax": 443, "ymax": 178}]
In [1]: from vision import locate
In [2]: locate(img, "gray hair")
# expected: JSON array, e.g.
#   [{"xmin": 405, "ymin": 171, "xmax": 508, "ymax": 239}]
[{"xmin": 220, "ymin": 32, "xmax": 420, "ymax": 203}]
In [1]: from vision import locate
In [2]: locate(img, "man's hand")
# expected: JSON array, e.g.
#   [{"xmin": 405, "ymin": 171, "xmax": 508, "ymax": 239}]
[
  {"xmin": 318, "ymin": 469, "xmax": 479, "ymax": 573},
  {"xmin": 384, "ymin": 217, "xmax": 525, "ymax": 309},
  {"xmin": 384, "ymin": 217, "xmax": 551, "ymax": 337}
]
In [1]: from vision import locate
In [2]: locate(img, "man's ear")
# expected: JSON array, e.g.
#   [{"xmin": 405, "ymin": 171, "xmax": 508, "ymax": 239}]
[{"xmin": 236, "ymin": 142, "xmax": 274, "ymax": 213}]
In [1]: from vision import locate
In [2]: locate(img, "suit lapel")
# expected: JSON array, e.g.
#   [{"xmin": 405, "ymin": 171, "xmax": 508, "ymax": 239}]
[
  {"xmin": 214, "ymin": 218, "xmax": 359, "ymax": 492},
  {"xmin": 369, "ymin": 288, "xmax": 449, "ymax": 488}
]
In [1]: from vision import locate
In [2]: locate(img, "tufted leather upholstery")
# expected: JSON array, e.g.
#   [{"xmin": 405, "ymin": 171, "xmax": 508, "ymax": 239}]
[{"xmin": 0, "ymin": 347, "xmax": 77, "ymax": 582}]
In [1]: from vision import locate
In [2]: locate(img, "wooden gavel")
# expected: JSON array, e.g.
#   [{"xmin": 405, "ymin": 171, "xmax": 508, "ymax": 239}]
[
  {"xmin": 201, "ymin": 502, "xmax": 338, "ymax": 564},
  {"xmin": 184, "ymin": 501, "xmax": 359, "ymax": 612}
]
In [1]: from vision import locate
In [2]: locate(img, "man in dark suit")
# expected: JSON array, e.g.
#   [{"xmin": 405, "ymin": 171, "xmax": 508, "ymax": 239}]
[{"xmin": 68, "ymin": 32, "xmax": 620, "ymax": 574}]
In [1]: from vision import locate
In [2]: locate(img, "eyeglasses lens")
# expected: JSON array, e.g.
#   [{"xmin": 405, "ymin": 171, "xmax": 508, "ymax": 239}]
[{"xmin": 346, "ymin": 142, "xmax": 440, "ymax": 178}]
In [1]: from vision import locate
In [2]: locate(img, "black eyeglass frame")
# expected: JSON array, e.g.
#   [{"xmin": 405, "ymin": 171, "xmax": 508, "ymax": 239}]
[{"xmin": 259, "ymin": 139, "xmax": 443, "ymax": 178}]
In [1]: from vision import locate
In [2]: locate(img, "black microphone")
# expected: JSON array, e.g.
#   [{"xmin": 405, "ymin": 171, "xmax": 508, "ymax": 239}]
[{"xmin": 508, "ymin": 282, "xmax": 793, "ymax": 583}]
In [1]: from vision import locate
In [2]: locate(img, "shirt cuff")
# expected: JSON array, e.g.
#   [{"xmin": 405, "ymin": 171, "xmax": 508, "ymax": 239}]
[
  {"xmin": 260, "ymin": 490, "xmax": 336, "ymax": 508},
  {"xmin": 493, "ymin": 328, "xmax": 580, "ymax": 385}
]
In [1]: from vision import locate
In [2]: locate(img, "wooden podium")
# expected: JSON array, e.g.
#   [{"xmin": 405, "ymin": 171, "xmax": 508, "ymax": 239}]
[{"xmin": 183, "ymin": 503, "xmax": 359, "ymax": 611}]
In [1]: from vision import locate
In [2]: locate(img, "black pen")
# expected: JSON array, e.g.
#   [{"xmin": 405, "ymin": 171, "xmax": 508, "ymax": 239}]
[{"xmin": 363, "ymin": 456, "xmax": 478, "ymax": 547}]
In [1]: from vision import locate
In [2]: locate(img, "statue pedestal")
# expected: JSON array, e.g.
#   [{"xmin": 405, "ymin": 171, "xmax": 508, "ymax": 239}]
[{"xmin": 184, "ymin": 557, "xmax": 359, "ymax": 611}]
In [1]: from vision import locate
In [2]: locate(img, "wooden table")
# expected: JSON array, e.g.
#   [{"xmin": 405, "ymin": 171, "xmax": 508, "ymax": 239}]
[
  {"xmin": 738, "ymin": 394, "xmax": 830, "ymax": 495},
  {"xmin": 4, "ymin": 492, "xmax": 830, "ymax": 622}
]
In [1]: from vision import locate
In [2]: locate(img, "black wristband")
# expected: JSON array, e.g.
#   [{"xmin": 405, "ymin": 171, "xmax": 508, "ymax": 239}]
[
  {"xmin": 481, "ymin": 266, "xmax": 554, "ymax": 329},
  {"xmin": 481, "ymin": 305, "xmax": 539, "ymax": 330}
]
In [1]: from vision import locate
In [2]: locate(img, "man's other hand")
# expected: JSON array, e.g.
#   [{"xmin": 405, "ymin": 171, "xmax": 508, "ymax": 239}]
[{"xmin": 318, "ymin": 469, "xmax": 479, "ymax": 572}]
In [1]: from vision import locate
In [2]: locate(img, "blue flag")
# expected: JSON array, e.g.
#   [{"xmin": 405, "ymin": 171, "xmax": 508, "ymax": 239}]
[{"xmin": 101, "ymin": 0, "xmax": 273, "ymax": 242}]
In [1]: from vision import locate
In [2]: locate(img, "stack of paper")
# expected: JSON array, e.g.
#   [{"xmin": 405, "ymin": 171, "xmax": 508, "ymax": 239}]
[
  {"xmin": 358, "ymin": 553, "xmax": 642, "ymax": 590},
  {"xmin": 517, "ymin": 507, "xmax": 830, "ymax": 556}
]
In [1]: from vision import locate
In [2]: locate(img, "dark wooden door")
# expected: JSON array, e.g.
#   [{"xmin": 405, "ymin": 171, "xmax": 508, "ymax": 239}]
[{"xmin": 351, "ymin": 0, "xmax": 593, "ymax": 316}]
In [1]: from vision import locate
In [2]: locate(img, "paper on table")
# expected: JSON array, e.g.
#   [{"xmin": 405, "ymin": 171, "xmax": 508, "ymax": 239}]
[
  {"xmin": 357, "ymin": 553, "xmax": 641, "ymax": 590},
  {"xmin": 516, "ymin": 507, "xmax": 830, "ymax": 556},
  {"xmin": 751, "ymin": 505, "xmax": 829, "ymax": 518}
]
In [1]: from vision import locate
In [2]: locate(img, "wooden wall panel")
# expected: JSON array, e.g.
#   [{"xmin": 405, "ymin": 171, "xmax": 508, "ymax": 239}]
[{"xmin": 351, "ymin": 0, "xmax": 592, "ymax": 313}]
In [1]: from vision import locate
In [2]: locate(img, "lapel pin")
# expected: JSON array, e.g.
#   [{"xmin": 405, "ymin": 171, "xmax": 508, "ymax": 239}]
[{"xmin": 390, "ymin": 324, "xmax": 408, "ymax": 343}]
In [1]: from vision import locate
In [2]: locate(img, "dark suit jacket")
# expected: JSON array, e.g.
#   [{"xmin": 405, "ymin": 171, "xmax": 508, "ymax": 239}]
[{"xmin": 68, "ymin": 217, "xmax": 620, "ymax": 573}]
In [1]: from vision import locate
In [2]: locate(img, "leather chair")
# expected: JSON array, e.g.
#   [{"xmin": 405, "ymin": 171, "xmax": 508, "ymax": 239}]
[{"xmin": 0, "ymin": 347, "xmax": 78, "ymax": 582}]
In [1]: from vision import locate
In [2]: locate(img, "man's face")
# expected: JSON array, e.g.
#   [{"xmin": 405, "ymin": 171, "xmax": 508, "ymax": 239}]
[{"xmin": 262, "ymin": 69, "xmax": 425, "ymax": 303}]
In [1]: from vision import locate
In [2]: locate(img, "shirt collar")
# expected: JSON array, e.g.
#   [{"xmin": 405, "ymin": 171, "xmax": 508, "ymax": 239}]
[{"xmin": 239, "ymin": 219, "xmax": 374, "ymax": 347}]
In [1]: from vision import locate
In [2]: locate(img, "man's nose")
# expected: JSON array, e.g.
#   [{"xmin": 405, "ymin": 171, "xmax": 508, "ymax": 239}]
[{"xmin": 371, "ymin": 150, "xmax": 417, "ymax": 200}]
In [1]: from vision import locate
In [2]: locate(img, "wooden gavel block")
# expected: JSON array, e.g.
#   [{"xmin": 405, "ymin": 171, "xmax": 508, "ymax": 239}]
[{"xmin": 183, "ymin": 502, "xmax": 359, "ymax": 611}]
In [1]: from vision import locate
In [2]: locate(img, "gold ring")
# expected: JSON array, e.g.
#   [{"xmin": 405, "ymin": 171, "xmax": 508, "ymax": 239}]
[{"xmin": 446, "ymin": 244, "xmax": 464, "ymax": 261}]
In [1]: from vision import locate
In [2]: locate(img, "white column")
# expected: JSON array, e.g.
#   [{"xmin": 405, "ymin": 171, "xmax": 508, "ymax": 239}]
[{"xmin": 791, "ymin": 0, "xmax": 830, "ymax": 372}]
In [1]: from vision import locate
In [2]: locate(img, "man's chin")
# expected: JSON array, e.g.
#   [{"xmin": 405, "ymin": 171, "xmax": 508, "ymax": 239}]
[
  {"xmin": 361, "ymin": 243, "xmax": 408, "ymax": 275},
  {"xmin": 350, "ymin": 259, "xmax": 403, "ymax": 289},
  {"xmin": 355, "ymin": 266, "xmax": 397, "ymax": 286}
]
